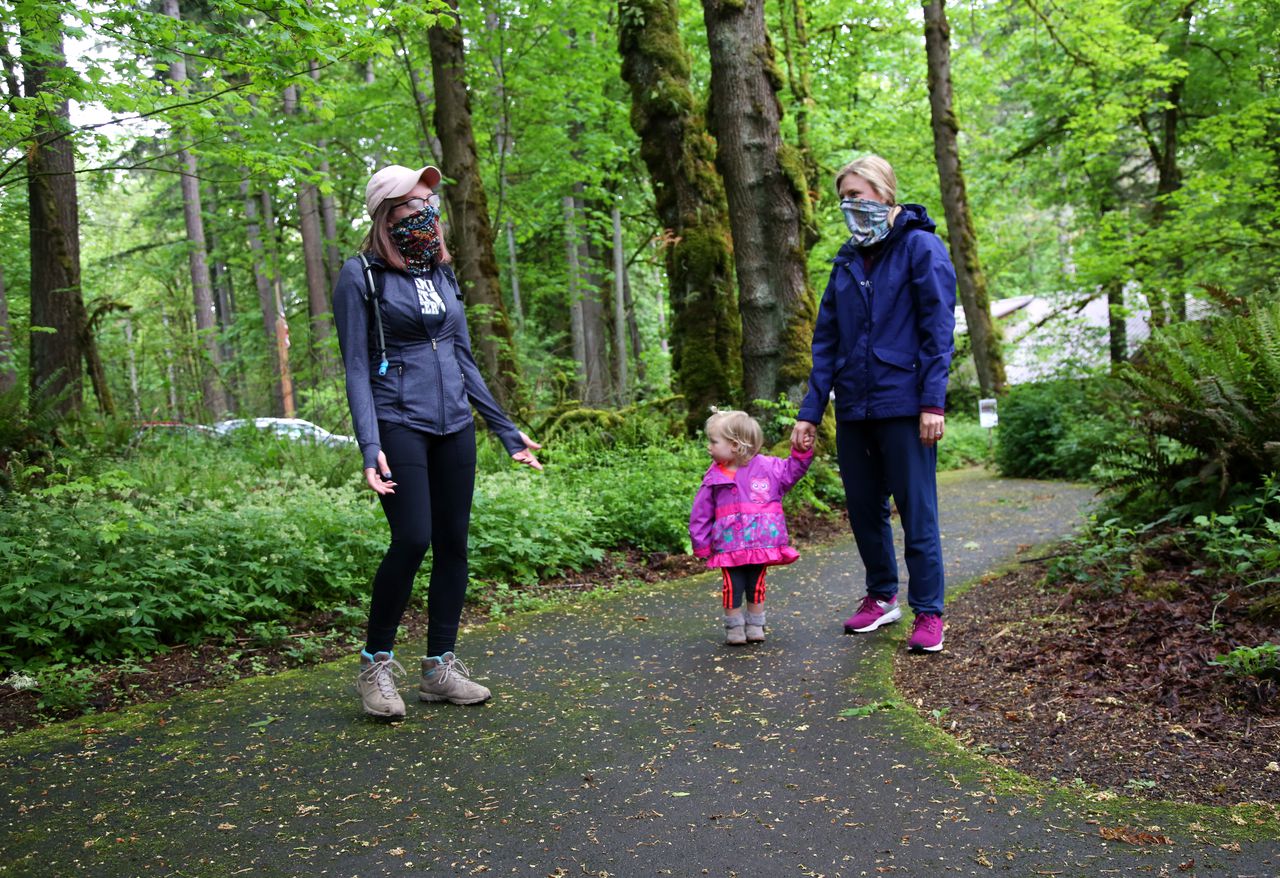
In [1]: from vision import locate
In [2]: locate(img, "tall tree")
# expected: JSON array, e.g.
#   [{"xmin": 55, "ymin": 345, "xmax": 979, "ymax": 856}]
[
  {"xmin": 618, "ymin": 0, "xmax": 742, "ymax": 425},
  {"xmin": 702, "ymin": 0, "xmax": 814, "ymax": 406},
  {"xmin": 283, "ymin": 83, "xmax": 333, "ymax": 374},
  {"xmin": 923, "ymin": 0, "xmax": 1004, "ymax": 397},
  {"xmin": 241, "ymin": 177, "xmax": 293, "ymax": 416},
  {"xmin": 162, "ymin": 0, "xmax": 227, "ymax": 418},
  {"xmin": 428, "ymin": 0, "xmax": 522, "ymax": 409},
  {"xmin": 611, "ymin": 203, "xmax": 629, "ymax": 403},
  {"xmin": 20, "ymin": 5, "xmax": 87, "ymax": 416}
]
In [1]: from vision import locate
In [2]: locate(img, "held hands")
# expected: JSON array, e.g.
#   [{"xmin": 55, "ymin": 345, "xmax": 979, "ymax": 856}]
[
  {"xmin": 511, "ymin": 431, "xmax": 543, "ymax": 471},
  {"xmin": 919, "ymin": 412, "xmax": 945, "ymax": 446},
  {"xmin": 364, "ymin": 451, "xmax": 396, "ymax": 495},
  {"xmin": 790, "ymin": 420, "xmax": 817, "ymax": 452}
]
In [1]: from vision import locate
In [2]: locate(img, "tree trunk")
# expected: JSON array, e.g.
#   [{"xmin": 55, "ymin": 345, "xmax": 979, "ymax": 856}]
[
  {"xmin": 242, "ymin": 178, "xmax": 290, "ymax": 416},
  {"xmin": 702, "ymin": 0, "xmax": 813, "ymax": 408},
  {"xmin": 257, "ymin": 187, "xmax": 295, "ymax": 417},
  {"xmin": 923, "ymin": 0, "xmax": 1004, "ymax": 397},
  {"xmin": 428, "ymin": 0, "xmax": 522, "ymax": 409},
  {"xmin": 1106, "ymin": 279, "xmax": 1127, "ymax": 367},
  {"xmin": 0, "ymin": 265, "xmax": 16, "ymax": 395},
  {"xmin": 612, "ymin": 204, "xmax": 629, "ymax": 404},
  {"xmin": 319, "ymin": 155, "xmax": 342, "ymax": 281},
  {"xmin": 577, "ymin": 191, "xmax": 612, "ymax": 405},
  {"xmin": 283, "ymin": 83, "xmax": 333, "ymax": 374},
  {"xmin": 81, "ymin": 301, "xmax": 118, "ymax": 416},
  {"xmin": 564, "ymin": 195, "xmax": 587, "ymax": 399},
  {"xmin": 505, "ymin": 219, "xmax": 523, "ymax": 325},
  {"xmin": 22, "ymin": 10, "xmax": 87, "ymax": 417},
  {"xmin": 487, "ymin": 8, "xmax": 522, "ymax": 327},
  {"xmin": 621, "ymin": 262, "xmax": 646, "ymax": 386},
  {"xmin": 163, "ymin": 0, "xmax": 227, "ymax": 418},
  {"xmin": 123, "ymin": 315, "xmax": 141, "ymax": 419},
  {"xmin": 618, "ymin": 0, "xmax": 742, "ymax": 427},
  {"xmin": 778, "ymin": 0, "xmax": 820, "ymax": 247},
  {"xmin": 1146, "ymin": 3, "xmax": 1192, "ymax": 326}
]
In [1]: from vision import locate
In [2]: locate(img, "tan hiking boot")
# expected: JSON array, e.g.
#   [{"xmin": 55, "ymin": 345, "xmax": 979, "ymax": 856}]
[
  {"xmin": 745, "ymin": 611, "xmax": 766, "ymax": 643},
  {"xmin": 724, "ymin": 613, "xmax": 747, "ymax": 645},
  {"xmin": 419, "ymin": 652, "xmax": 491, "ymax": 705},
  {"xmin": 356, "ymin": 651, "xmax": 406, "ymax": 719}
]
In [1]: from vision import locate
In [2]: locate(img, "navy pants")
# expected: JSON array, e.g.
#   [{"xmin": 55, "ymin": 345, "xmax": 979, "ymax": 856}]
[
  {"xmin": 835, "ymin": 417, "xmax": 945, "ymax": 615},
  {"xmin": 365, "ymin": 421, "xmax": 476, "ymax": 657}
]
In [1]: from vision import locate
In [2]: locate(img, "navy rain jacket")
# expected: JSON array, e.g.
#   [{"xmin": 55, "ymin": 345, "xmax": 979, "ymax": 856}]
[
  {"xmin": 333, "ymin": 255, "xmax": 524, "ymax": 470},
  {"xmin": 797, "ymin": 203, "xmax": 957, "ymax": 423}
]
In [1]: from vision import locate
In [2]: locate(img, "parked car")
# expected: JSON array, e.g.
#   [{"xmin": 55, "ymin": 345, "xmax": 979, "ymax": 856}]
[
  {"xmin": 212, "ymin": 418, "xmax": 356, "ymax": 448},
  {"xmin": 131, "ymin": 421, "xmax": 219, "ymax": 442}
]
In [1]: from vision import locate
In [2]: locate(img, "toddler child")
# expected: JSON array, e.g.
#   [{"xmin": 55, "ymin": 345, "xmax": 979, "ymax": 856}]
[{"xmin": 689, "ymin": 410, "xmax": 814, "ymax": 644}]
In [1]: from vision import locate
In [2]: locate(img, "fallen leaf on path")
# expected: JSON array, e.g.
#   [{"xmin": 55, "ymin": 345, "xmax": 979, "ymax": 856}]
[{"xmin": 1098, "ymin": 825, "xmax": 1173, "ymax": 845}]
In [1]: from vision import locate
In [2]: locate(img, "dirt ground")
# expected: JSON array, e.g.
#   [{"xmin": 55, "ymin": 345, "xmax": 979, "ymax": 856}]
[{"xmin": 896, "ymin": 555, "xmax": 1280, "ymax": 807}]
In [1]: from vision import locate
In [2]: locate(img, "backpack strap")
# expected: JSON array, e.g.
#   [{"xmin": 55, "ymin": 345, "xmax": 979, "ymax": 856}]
[{"xmin": 357, "ymin": 253, "xmax": 389, "ymax": 377}]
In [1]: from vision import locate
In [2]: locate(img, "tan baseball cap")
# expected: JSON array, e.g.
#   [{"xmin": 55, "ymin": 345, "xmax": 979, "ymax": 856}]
[{"xmin": 365, "ymin": 164, "xmax": 443, "ymax": 217}]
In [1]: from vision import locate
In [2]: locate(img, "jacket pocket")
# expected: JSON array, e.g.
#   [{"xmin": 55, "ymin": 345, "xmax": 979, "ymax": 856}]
[
  {"xmin": 872, "ymin": 347, "xmax": 918, "ymax": 371},
  {"xmin": 370, "ymin": 362, "xmax": 403, "ymax": 409},
  {"xmin": 872, "ymin": 347, "xmax": 920, "ymax": 399}
]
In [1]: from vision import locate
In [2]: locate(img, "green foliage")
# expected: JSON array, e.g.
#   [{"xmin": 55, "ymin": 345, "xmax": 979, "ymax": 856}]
[
  {"xmin": 1112, "ymin": 301, "xmax": 1280, "ymax": 504},
  {"xmin": 935, "ymin": 418, "xmax": 993, "ymax": 472},
  {"xmin": 1209, "ymin": 643, "xmax": 1280, "ymax": 681},
  {"xmin": 994, "ymin": 378, "xmax": 1128, "ymax": 481},
  {"xmin": 0, "ymin": 403, "xmax": 848, "ymax": 680},
  {"xmin": 468, "ymin": 471, "xmax": 604, "ymax": 586}
]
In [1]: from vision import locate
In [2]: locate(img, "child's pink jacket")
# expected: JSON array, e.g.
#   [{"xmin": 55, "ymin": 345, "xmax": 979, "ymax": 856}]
[{"xmin": 689, "ymin": 448, "xmax": 814, "ymax": 568}]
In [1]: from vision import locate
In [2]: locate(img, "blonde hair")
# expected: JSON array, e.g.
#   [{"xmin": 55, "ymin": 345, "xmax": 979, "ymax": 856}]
[
  {"xmin": 705, "ymin": 409, "xmax": 764, "ymax": 465},
  {"xmin": 834, "ymin": 154, "xmax": 897, "ymax": 205}
]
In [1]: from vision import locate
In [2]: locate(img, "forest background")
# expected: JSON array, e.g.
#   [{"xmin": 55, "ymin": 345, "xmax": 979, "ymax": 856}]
[{"xmin": 1, "ymin": 0, "xmax": 1277, "ymax": 720}]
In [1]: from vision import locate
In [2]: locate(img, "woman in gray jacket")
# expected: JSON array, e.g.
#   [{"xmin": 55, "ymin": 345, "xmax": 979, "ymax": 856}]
[{"xmin": 334, "ymin": 164, "xmax": 541, "ymax": 719}]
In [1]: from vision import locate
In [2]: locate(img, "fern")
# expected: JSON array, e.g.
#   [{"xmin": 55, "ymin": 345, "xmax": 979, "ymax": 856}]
[{"xmin": 1113, "ymin": 297, "xmax": 1280, "ymax": 506}]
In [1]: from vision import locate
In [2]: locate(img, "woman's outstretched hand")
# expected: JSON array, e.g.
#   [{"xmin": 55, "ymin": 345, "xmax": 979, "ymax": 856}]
[
  {"xmin": 512, "ymin": 431, "xmax": 543, "ymax": 471},
  {"xmin": 791, "ymin": 420, "xmax": 817, "ymax": 452},
  {"xmin": 364, "ymin": 451, "xmax": 396, "ymax": 495},
  {"xmin": 919, "ymin": 412, "xmax": 945, "ymax": 446}
]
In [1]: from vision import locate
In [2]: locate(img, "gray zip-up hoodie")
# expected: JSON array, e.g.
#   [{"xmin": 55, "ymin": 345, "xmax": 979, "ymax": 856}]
[{"xmin": 333, "ymin": 254, "xmax": 524, "ymax": 470}]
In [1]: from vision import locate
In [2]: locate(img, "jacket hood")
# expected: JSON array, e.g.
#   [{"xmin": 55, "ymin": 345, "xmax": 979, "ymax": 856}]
[{"xmin": 835, "ymin": 203, "xmax": 936, "ymax": 261}]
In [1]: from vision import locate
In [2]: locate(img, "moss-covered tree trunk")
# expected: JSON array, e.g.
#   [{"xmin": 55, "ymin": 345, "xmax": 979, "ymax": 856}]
[
  {"xmin": 702, "ymin": 0, "xmax": 814, "ymax": 408},
  {"xmin": 428, "ymin": 0, "xmax": 522, "ymax": 410},
  {"xmin": 924, "ymin": 0, "xmax": 1005, "ymax": 397},
  {"xmin": 22, "ymin": 9, "xmax": 87, "ymax": 416},
  {"xmin": 618, "ymin": 0, "xmax": 742, "ymax": 428}
]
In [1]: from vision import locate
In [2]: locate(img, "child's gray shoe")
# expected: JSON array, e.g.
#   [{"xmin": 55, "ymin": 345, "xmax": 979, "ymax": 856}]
[
  {"xmin": 724, "ymin": 613, "xmax": 746, "ymax": 645},
  {"xmin": 419, "ymin": 652, "xmax": 491, "ymax": 705},
  {"xmin": 356, "ymin": 651, "xmax": 406, "ymax": 719},
  {"xmin": 745, "ymin": 611, "xmax": 766, "ymax": 642}
]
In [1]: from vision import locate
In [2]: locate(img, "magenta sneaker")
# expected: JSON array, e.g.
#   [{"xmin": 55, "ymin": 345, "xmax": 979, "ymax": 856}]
[
  {"xmin": 843, "ymin": 594, "xmax": 902, "ymax": 633},
  {"xmin": 908, "ymin": 613, "xmax": 945, "ymax": 653}
]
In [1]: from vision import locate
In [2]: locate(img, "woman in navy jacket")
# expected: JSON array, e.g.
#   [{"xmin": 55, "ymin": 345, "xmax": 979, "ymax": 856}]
[
  {"xmin": 334, "ymin": 164, "xmax": 541, "ymax": 718},
  {"xmin": 791, "ymin": 155, "xmax": 956, "ymax": 653}
]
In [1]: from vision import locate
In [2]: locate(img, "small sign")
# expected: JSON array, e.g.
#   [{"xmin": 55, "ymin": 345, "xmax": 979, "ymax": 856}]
[{"xmin": 978, "ymin": 398, "xmax": 998, "ymax": 429}]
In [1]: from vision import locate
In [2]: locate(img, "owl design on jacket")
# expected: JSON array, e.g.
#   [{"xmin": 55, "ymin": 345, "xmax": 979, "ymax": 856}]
[{"xmin": 749, "ymin": 477, "xmax": 771, "ymax": 504}]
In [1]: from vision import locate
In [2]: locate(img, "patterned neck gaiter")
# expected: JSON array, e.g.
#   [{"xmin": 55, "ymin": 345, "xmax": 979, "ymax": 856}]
[
  {"xmin": 389, "ymin": 206, "xmax": 442, "ymax": 276},
  {"xmin": 840, "ymin": 198, "xmax": 894, "ymax": 247}
]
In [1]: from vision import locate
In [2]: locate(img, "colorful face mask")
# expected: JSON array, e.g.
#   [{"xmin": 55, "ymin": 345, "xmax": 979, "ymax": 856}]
[
  {"xmin": 840, "ymin": 197, "xmax": 893, "ymax": 247},
  {"xmin": 389, "ymin": 205, "xmax": 442, "ymax": 275}
]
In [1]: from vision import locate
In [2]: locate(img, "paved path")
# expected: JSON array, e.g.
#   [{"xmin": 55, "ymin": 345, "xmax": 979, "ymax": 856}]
[{"xmin": 2, "ymin": 471, "xmax": 1276, "ymax": 877}]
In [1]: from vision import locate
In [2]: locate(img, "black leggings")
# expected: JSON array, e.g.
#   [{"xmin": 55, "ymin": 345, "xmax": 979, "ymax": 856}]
[
  {"xmin": 721, "ymin": 564, "xmax": 768, "ymax": 610},
  {"xmin": 365, "ymin": 421, "xmax": 476, "ymax": 657}
]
